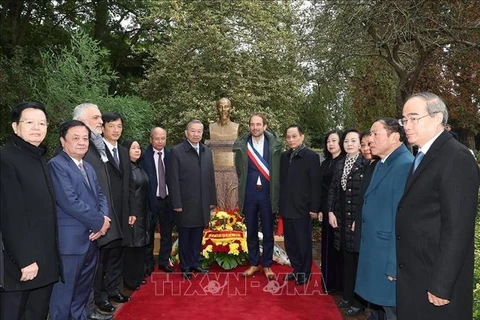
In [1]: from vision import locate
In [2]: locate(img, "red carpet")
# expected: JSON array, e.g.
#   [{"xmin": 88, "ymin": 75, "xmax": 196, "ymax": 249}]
[{"xmin": 115, "ymin": 263, "xmax": 342, "ymax": 320}]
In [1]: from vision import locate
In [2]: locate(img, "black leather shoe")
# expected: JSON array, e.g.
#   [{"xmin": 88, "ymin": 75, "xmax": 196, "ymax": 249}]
[
  {"xmin": 337, "ymin": 299, "xmax": 351, "ymax": 308},
  {"xmin": 144, "ymin": 267, "xmax": 153, "ymax": 277},
  {"xmin": 109, "ymin": 293, "xmax": 131, "ymax": 303},
  {"xmin": 284, "ymin": 273, "xmax": 296, "ymax": 281},
  {"xmin": 295, "ymin": 273, "xmax": 310, "ymax": 285},
  {"xmin": 96, "ymin": 300, "xmax": 115, "ymax": 313},
  {"xmin": 141, "ymin": 279, "xmax": 147, "ymax": 285},
  {"xmin": 182, "ymin": 272, "xmax": 192, "ymax": 279},
  {"xmin": 191, "ymin": 266, "xmax": 209, "ymax": 273},
  {"xmin": 87, "ymin": 309, "xmax": 114, "ymax": 320},
  {"xmin": 345, "ymin": 307, "xmax": 365, "ymax": 317},
  {"xmin": 159, "ymin": 264, "xmax": 175, "ymax": 273}
]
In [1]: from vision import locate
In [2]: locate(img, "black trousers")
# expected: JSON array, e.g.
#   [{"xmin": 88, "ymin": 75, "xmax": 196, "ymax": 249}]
[
  {"xmin": 94, "ymin": 245, "xmax": 124, "ymax": 303},
  {"xmin": 0, "ymin": 284, "xmax": 54, "ymax": 320},
  {"xmin": 123, "ymin": 247, "xmax": 145, "ymax": 289},
  {"xmin": 177, "ymin": 226, "xmax": 203, "ymax": 271},
  {"xmin": 145, "ymin": 197, "xmax": 175, "ymax": 269},
  {"xmin": 283, "ymin": 216, "xmax": 313, "ymax": 277},
  {"xmin": 342, "ymin": 248, "xmax": 364, "ymax": 308}
]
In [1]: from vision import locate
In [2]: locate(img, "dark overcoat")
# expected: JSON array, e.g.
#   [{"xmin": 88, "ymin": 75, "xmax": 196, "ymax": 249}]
[
  {"xmin": 103, "ymin": 143, "xmax": 132, "ymax": 246},
  {"xmin": 168, "ymin": 140, "xmax": 217, "ymax": 228},
  {"xmin": 125, "ymin": 162, "xmax": 151, "ymax": 247},
  {"xmin": 327, "ymin": 155, "xmax": 369, "ymax": 252},
  {"xmin": 83, "ymin": 144, "xmax": 122, "ymax": 246},
  {"xmin": 355, "ymin": 144, "xmax": 413, "ymax": 307},
  {"xmin": 396, "ymin": 131, "xmax": 480, "ymax": 320},
  {"xmin": 353, "ymin": 160, "xmax": 378, "ymax": 253},
  {"xmin": 279, "ymin": 147, "xmax": 322, "ymax": 218},
  {"xmin": 0, "ymin": 231, "xmax": 4, "ymax": 288},
  {"xmin": 0, "ymin": 135, "xmax": 62, "ymax": 291}
]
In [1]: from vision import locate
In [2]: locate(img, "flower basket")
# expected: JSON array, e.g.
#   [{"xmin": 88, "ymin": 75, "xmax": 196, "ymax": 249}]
[{"xmin": 201, "ymin": 208, "xmax": 249, "ymax": 270}]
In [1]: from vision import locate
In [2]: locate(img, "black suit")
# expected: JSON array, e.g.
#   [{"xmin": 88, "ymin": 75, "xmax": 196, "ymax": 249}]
[
  {"xmin": 396, "ymin": 131, "xmax": 480, "ymax": 320},
  {"xmin": 93, "ymin": 143, "xmax": 131, "ymax": 304},
  {"xmin": 140, "ymin": 145, "xmax": 175, "ymax": 269},
  {"xmin": 279, "ymin": 146, "xmax": 321, "ymax": 278}
]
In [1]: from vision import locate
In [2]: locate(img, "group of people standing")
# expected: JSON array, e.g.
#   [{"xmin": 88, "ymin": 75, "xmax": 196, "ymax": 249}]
[
  {"xmin": 320, "ymin": 93, "xmax": 479, "ymax": 320},
  {"xmin": 0, "ymin": 102, "xmax": 216, "ymax": 320},
  {"xmin": 0, "ymin": 91, "xmax": 478, "ymax": 320}
]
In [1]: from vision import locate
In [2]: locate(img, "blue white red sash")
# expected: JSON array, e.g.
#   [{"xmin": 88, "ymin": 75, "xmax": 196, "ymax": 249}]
[{"xmin": 247, "ymin": 141, "xmax": 270, "ymax": 181}]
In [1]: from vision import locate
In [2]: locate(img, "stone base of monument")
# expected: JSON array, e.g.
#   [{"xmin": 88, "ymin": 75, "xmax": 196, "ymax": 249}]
[{"xmin": 205, "ymin": 139, "xmax": 239, "ymax": 210}]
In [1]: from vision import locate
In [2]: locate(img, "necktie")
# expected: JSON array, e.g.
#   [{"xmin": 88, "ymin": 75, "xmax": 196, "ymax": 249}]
[
  {"xmin": 157, "ymin": 151, "xmax": 167, "ymax": 198},
  {"xmin": 112, "ymin": 147, "xmax": 120, "ymax": 166},
  {"xmin": 195, "ymin": 145, "xmax": 200, "ymax": 155},
  {"xmin": 413, "ymin": 151, "xmax": 424, "ymax": 173},
  {"xmin": 78, "ymin": 162, "xmax": 91, "ymax": 188}
]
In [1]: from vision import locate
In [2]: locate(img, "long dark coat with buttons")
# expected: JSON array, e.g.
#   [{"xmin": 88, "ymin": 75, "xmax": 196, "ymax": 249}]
[
  {"xmin": 168, "ymin": 140, "xmax": 217, "ymax": 228},
  {"xmin": 0, "ymin": 135, "xmax": 62, "ymax": 291},
  {"xmin": 396, "ymin": 131, "xmax": 480, "ymax": 320},
  {"xmin": 355, "ymin": 144, "xmax": 413, "ymax": 307},
  {"xmin": 327, "ymin": 154, "xmax": 369, "ymax": 252}
]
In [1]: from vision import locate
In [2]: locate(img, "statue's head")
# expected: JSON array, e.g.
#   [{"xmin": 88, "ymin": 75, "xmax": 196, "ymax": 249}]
[{"xmin": 216, "ymin": 98, "xmax": 232, "ymax": 123}]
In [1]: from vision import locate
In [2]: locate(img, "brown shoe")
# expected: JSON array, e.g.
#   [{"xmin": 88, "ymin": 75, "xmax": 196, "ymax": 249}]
[
  {"xmin": 242, "ymin": 265, "xmax": 261, "ymax": 277},
  {"xmin": 263, "ymin": 267, "xmax": 275, "ymax": 280}
]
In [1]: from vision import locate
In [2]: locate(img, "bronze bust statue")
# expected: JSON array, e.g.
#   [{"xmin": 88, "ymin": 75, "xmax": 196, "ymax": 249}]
[{"xmin": 209, "ymin": 98, "xmax": 239, "ymax": 140}]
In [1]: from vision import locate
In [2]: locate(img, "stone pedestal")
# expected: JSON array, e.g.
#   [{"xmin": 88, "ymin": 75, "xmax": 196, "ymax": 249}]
[{"xmin": 205, "ymin": 140, "xmax": 239, "ymax": 210}]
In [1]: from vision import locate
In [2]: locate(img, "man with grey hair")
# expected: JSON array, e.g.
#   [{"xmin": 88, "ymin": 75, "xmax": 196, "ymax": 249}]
[
  {"xmin": 73, "ymin": 103, "xmax": 117, "ymax": 320},
  {"xmin": 396, "ymin": 92, "xmax": 479, "ymax": 320},
  {"xmin": 168, "ymin": 120, "xmax": 217, "ymax": 279}
]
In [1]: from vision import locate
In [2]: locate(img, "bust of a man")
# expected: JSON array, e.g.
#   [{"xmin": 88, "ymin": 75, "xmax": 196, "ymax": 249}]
[{"xmin": 209, "ymin": 98, "xmax": 239, "ymax": 140}]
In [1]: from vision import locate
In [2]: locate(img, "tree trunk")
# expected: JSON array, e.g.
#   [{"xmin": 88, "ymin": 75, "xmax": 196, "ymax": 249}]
[{"xmin": 93, "ymin": 0, "xmax": 109, "ymax": 45}]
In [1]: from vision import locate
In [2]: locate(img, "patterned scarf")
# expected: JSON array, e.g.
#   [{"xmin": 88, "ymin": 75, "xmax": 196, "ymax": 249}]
[
  {"xmin": 341, "ymin": 154, "xmax": 359, "ymax": 191},
  {"xmin": 90, "ymin": 132, "xmax": 108, "ymax": 162}
]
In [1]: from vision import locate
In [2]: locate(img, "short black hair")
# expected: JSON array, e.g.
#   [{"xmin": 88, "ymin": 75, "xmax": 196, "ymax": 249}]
[
  {"xmin": 12, "ymin": 102, "xmax": 48, "ymax": 123},
  {"xmin": 284, "ymin": 124, "xmax": 304, "ymax": 136},
  {"xmin": 102, "ymin": 112, "xmax": 123, "ymax": 125},
  {"xmin": 340, "ymin": 128, "xmax": 360, "ymax": 153},
  {"xmin": 375, "ymin": 117, "xmax": 406, "ymax": 142},
  {"xmin": 121, "ymin": 138, "xmax": 139, "ymax": 151},
  {"xmin": 360, "ymin": 129, "xmax": 371, "ymax": 141},
  {"xmin": 59, "ymin": 120, "xmax": 90, "ymax": 139}
]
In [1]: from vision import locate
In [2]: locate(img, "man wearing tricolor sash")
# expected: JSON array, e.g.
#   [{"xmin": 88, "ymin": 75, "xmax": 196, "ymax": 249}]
[{"xmin": 233, "ymin": 113, "xmax": 282, "ymax": 280}]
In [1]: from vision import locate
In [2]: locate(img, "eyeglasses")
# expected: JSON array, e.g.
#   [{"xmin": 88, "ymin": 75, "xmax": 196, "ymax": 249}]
[
  {"xmin": 18, "ymin": 120, "xmax": 49, "ymax": 128},
  {"xmin": 399, "ymin": 112, "xmax": 438, "ymax": 126}
]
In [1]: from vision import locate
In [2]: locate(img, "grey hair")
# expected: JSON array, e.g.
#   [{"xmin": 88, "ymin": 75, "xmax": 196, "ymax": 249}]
[
  {"xmin": 186, "ymin": 119, "xmax": 204, "ymax": 130},
  {"xmin": 73, "ymin": 103, "xmax": 99, "ymax": 120},
  {"xmin": 408, "ymin": 92, "xmax": 448, "ymax": 125}
]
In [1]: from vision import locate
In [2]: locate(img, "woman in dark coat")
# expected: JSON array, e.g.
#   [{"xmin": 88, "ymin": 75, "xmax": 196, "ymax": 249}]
[
  {"xmin": 327, "ymin": 128, "xmax": 369, "ymax": 316},
  {"xmin": 121, "ymin": 139, "xmax": 151, "ymax": 291},
  {"xmin": 319, "ymin": 129, "xmax": 344, "ymax": 294},
  {"xmin": 0, "ymin": 102, "xmax": 62, "ymax": 319}
]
